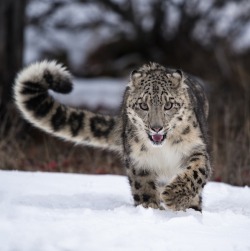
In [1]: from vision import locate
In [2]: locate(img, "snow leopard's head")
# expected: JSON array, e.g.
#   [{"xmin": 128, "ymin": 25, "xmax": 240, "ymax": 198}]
[{"xmin": 126, "ymin": 63, "xmax": 190, "ymax": 146}]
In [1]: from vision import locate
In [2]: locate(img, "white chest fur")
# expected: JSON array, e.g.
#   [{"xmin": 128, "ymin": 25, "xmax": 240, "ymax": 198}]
[{"xmin": 130, "ymin": 140, "xmax": 186, "ymax": 187}]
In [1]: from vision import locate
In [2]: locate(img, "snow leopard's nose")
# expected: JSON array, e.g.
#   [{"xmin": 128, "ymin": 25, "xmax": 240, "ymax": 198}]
[{"xmin": 151, "ymin": 126, "xmax": 163, "ymax": 133}]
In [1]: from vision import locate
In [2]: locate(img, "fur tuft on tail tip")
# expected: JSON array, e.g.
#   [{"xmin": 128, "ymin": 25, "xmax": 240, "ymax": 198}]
[{"xmin": 14, "ymin": 60, "xmax": 73, "ymax": 95}]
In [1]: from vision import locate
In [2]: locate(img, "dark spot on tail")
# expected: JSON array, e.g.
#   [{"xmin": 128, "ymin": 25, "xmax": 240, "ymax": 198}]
[
  {"xmin": 44, "ymin": 70, "xmax": 72, "ymax": 94},
  {"xmin": 24, "ymin": 93, "xmax": 48, "ymax": 112},
  {"xmin": 54, "ymin": 78, "xmax": 73, "ymax": 94},
  {"xmin": 43, "ymin": 70, "xmax": 54, "ymax": 85},
  {"xmin": 21, "ymin": 81, "xmax": 47, "ymax": 95},
  {"xmin": 90, "ymin": 116, "xmax": 115, "ymax": 137},
  {"xmin": 68, "ymin": 112, "xmax": 84, "ymax": 136},
  {"xmin": 35, "ymin": 99, "xmax": 54, "ymax": 117},
  {"xmin": 51, "ymin": 106, "xmax": 67, "ymax": 131}
]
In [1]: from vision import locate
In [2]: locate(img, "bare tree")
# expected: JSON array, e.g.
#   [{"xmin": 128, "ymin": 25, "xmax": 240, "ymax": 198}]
[{"xmin": 0, "ymin": 0, "xmax": 26, "ymax": 131}]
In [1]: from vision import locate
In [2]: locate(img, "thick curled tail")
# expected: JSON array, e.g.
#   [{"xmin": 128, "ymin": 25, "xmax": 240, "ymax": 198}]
[
  {"xmin": 13, "ymin": 60, "xmax": 122, "ymax": 152},
  {"xmin": 14, "ymin": 60, "xmax": 72, "ymax": 95},
  {"xmin": 14, "ymin": 60, "xmax": 77, "ymax": 136},
  {"xmin": 14, "ymin": 60, "xmax": 73, "ymax": 121}
]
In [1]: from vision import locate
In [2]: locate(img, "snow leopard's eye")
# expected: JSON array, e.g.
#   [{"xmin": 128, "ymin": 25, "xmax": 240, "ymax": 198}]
[
  {"xmin": 139, "ymin": 102, "xmax": 149, "ymax": 111},
  {"xmin": 164, "ymin": 102, "xmax": 173, "ymax": 110}
]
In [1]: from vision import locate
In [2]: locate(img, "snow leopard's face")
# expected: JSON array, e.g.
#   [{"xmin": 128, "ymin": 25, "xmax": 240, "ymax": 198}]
[{"xmin": 126, "ymin": 63, "xmax": 190, "ymax": 146}]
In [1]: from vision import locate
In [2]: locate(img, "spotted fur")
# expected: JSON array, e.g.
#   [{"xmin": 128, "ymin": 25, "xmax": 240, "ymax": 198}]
[{"xmin": 14, "ymin": 61, "xmax": 211, "ymax": 212}]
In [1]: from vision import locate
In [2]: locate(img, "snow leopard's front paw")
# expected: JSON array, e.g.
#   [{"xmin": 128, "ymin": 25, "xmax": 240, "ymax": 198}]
[
  {"xmin": 141, "ymin": 202, "xmax": 165, "ymax": 210},
  {"xmin": 161, "ymin": 175, "xmax": 196, "ymax": 211}
]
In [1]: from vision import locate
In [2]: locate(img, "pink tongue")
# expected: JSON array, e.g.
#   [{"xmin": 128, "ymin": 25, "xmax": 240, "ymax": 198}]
[{"xmin": 152, "ymin": 134, "xmax": 163, "ymax": 142}]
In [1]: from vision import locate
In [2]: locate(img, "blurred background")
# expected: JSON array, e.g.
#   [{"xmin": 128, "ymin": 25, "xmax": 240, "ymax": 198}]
[{"xmin": 0, "ymin": 0, "xmax": 249, "ymax": 185}]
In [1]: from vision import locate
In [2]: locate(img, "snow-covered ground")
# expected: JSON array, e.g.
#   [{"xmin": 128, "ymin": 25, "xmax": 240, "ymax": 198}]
[{"xmin": 1, "ymin": 171, "xmax": 250, "ymax": 251}]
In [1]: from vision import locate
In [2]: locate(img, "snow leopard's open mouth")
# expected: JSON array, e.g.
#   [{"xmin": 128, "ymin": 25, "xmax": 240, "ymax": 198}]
[{"xmin": 148, "ymin": 133, "xmax": 166, "ymax": 145}]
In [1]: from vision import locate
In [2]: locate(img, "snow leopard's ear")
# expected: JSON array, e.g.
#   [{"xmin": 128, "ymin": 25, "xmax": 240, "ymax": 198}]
[
  {"xmin": 131, "ymin": 70, "xmax": 142, "ymax": 80},
  {"xmin": 130, "ymin": 70, "xmax": 144, "ymax": 88},
  {"xmin": 166, "ymin": 69, "xmax": 185, "ymax": 89}
]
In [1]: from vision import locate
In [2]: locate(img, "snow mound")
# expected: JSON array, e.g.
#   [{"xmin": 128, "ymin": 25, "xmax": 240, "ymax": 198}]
[{"xmin": 0, "ymin": 171, "xmax": 250, "ymax": 251}]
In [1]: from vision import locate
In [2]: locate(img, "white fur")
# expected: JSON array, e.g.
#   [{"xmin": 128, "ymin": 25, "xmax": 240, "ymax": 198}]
[
  {"xmin": 131, "ymin": 140, "xmax": 183, "ymax": 181},
  {"xmin": 15, "ymin": 60, "xmax": 70, "ymax": 89},
  {"xmin": 131, "ymin": 131, "xmax": 202, "ymax": 190}
]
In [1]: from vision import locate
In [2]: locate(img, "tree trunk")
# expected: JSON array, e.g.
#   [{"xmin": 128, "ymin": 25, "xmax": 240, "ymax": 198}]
[{"xmin": 0, "ymin": 0, "xmax": 26, "ymax": 131}]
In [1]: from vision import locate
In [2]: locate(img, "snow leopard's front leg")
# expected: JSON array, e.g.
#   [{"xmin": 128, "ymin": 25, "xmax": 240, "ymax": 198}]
[
  {"xmin": 126, "ymin": 162, "xmax": 162, "ymax": 209},
  {"xmin": 161, "ymin": 150, "xmax": 211, "ymax": 211}
]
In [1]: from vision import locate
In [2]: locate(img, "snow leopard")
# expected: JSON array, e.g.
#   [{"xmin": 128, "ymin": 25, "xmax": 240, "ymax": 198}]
[{"xmin": 14, "ymin": 61, "xmax": 211, "ymax": 211}]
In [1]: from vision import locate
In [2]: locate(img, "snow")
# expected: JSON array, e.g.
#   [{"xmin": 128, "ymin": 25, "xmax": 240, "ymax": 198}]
[{"xmin": 1, "ymin": 171, "xmax": 250, "ymax": 251}]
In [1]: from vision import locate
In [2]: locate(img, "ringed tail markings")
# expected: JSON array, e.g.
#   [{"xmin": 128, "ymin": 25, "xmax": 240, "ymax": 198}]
[{"xmin": 14, "ymin": 60, "xmax": 120, "ymax": 149}]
